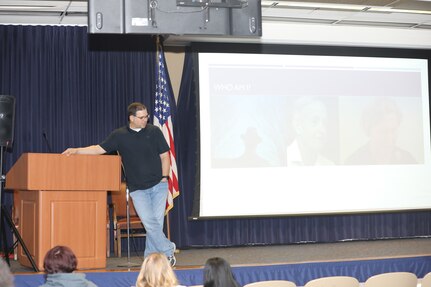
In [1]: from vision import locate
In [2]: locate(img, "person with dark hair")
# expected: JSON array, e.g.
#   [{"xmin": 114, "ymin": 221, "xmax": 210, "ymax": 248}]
[
  {"xmin": 203, "ymin": 257, "xmax": 241, "ymax": 287},
  {"xmin": 39, "ymin": 245, "xmax": 97, "ymax": 287},
  {"xmin": 62, "ymin": 102, "xmax": 176, "ymax": 265}
]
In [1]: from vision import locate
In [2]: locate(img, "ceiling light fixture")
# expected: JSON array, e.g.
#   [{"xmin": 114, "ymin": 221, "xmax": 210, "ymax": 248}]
[
  {"xmin": 261, "ymin": 1, "xmax": 368, "ymax": 11},
  {"xmin": 261, "ymin": 1, "xmax": 431, "ymax": 15},
  {"xmin": 0, "ymin": 5, "xmax": 55, "ymax": 10},
  {"xmin": 368, "ymin": 7, "xmax": 431, "ymax": 15}
]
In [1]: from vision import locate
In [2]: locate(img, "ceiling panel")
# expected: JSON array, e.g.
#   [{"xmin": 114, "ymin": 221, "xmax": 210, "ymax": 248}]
[{"xmin": 0, "ymin": 0, "xmax": 431, "ymax": 28}]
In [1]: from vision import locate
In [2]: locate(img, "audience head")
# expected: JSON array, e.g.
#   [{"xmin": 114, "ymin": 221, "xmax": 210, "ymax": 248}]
[
  {"xmin": 43, "ymin": 245, "xmax": 77, "ymax": 274},
  {"xmin": 136, "ymin": 253, "xmax": 179, "ymax": 287},
  {"xmin": 203, "ymin": 257, "xmax": 239, "ymax": 287},
  {"xmin": 0, "ymin": 258, "xmax": 14, "ymax": 287}
]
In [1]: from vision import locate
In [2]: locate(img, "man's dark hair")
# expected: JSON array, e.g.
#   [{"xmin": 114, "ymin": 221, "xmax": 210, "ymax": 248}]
[
  {"xmin": 43, "ymin": 246, "xmax": 77, "ymax": 274},
  {"xmin": 128, "ymin": 102, "xmax": 147, "ymax": 121}
]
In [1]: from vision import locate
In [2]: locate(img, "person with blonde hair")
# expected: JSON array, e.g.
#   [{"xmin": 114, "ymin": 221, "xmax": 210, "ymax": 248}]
[
  {"xmin": 345, "ymin": 97, "xmax": 416, "ymax": 165},
  {"xmin": 136, "ymin": 253, "xmax": 184, "ymax": 287}
]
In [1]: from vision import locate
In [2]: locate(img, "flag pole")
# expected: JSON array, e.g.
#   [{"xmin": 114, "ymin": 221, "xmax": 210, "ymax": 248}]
[
  {"xmin": 155, "ymin": 36, "xmax": 179, "ymax": 253},
  {"xmin": 157, "ymin": 35, "xmax": 172, "ymax": 242},
  {"xmin": 166, "ymin": 212, "xmax": 171, "ymax": 240}
]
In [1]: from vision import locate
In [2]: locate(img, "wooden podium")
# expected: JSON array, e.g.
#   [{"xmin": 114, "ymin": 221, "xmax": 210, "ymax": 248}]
[{"xmin": 5, "ymin": 153, "xmax": 121, "ymax": 270}]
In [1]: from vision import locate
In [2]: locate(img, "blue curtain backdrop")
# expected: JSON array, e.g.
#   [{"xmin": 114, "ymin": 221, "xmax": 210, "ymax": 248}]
[
  {"xmin": 1, "ymin": 25, "xmax": 431, "ymax": 254},
  {"xmin": 0, "ymin": 25, "xmax": 156, "ymax": 250}
]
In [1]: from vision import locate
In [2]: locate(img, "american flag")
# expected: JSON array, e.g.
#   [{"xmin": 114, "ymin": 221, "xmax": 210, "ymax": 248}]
[{"xmin": 154, "ymin": 46, "xmax": 180, "ymax": 213}]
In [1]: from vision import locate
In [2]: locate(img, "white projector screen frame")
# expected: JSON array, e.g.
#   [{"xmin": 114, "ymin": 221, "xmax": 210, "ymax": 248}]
[{"xmin": 196, "ymin": 50, "xmax": 431, "ymax": 218}]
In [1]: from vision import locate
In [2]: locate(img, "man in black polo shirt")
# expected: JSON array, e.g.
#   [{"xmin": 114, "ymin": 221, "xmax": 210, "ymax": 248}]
[{"xmin": 62, "ymin": 102, "xmax": 176, "ymax": 266}]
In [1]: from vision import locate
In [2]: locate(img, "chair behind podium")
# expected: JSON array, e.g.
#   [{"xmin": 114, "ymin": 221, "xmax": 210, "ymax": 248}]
[{"xmin": 108, "ymin": 182, "xmax": 146, "ymax": 257}]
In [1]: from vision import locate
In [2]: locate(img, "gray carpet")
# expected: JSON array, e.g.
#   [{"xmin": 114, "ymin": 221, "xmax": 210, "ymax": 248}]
[{"xmin": 9, "ymin": 238, "xmax": 431, "ymax": 273}]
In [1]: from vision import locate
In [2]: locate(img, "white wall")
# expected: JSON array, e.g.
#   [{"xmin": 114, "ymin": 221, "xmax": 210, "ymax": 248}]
[{"xmin": 166, "ymin": 21, "xmax": 431, "ymax": 49}]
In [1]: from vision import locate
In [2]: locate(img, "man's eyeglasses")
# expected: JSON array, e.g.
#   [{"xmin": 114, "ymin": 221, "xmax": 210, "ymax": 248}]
[{"xmin": 135, "ymin": 114, "xmax": 150, "ymax": 120}]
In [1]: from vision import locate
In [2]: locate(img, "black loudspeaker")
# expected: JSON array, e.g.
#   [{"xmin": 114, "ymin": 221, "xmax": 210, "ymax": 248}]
[{"xmin": 0, "ymin": 95, "xmax": 15, "ymax": 147}]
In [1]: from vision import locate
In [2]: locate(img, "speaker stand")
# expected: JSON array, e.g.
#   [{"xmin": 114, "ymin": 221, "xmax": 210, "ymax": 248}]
[{"xmin": 0, "ymin": 146, "xmax": 38, "ymax": 271}]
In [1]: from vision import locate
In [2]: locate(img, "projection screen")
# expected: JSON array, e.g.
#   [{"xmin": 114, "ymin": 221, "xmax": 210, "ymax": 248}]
[{"xmin": 196, "ymin": 51, "xmax": 431, "ymax": 218}]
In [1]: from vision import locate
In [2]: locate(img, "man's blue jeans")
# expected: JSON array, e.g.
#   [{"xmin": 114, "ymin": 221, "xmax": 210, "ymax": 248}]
[{"xmin": 130, "ymin": 181, "xmax": 174, "ymax": 258}]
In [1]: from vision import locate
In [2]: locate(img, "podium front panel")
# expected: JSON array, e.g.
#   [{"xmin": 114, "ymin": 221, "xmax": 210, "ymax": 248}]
[{"xmin": 17, "ymin": 190, "xmax": 107, "ymax": 270}]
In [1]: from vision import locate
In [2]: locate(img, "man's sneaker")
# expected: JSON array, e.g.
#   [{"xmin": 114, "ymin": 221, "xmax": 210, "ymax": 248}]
[{"xmin": 168, "ymin": 254, "xmax": 176, "ymax": 267}]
